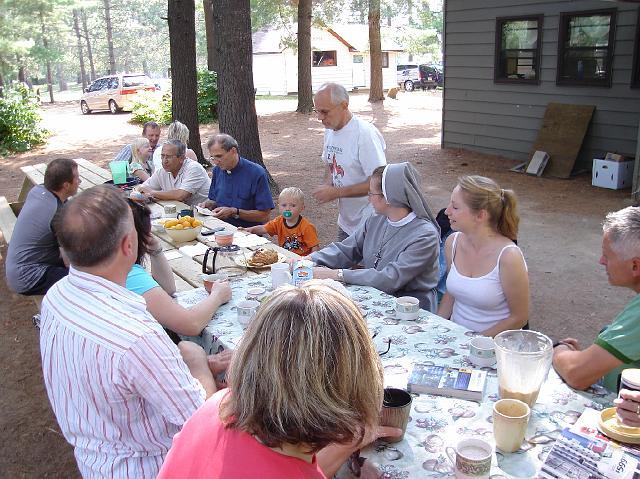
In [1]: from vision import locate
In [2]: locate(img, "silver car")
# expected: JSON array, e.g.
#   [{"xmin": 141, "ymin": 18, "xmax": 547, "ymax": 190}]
[{"xmin": 80, "ymin": 73, "xmax": 159, "ymax": 114}]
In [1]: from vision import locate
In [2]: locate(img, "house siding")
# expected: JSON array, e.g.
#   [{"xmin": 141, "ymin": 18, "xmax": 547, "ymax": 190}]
[{"xmin": 443, "ymin": 0, "xmax": 640, "ymax": 168}]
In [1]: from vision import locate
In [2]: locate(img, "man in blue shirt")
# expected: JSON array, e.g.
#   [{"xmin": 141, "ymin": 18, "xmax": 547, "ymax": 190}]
[{"xmin": 198, "ymin": 134, "xmax": 274, "ymax": 228}]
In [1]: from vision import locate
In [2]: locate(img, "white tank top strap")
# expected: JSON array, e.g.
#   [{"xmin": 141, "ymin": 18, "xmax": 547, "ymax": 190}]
[
  {"xmin": 451, "ymin": 231, "xmax": 462, "ymax": 260},
  {"xmin": 496, "ymin": 243, "xmax": 525, "ymax": 273}
]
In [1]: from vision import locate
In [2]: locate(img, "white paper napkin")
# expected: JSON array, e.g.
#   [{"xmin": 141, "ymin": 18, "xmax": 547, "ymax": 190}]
[
  {"xmin": 163, "ymin": 250, "xmax": 183, "ymax": 261},
  {"xmin": 178, "ymin": 243, "xmax": 209, "ymax": 258},
  {"xmin": 233, "ymin": 235, "xmax": 271, "ymax": 248}
]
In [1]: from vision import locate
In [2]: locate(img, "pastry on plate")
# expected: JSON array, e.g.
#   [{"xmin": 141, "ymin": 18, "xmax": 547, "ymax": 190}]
[{"xmin": 249, "ymin": 248, "xmax": 279, "ymax": 267}]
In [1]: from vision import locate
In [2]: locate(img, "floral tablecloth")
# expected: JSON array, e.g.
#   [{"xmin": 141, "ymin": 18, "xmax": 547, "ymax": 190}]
[{"xmin": 176, "ymin": 274, "xmax": 614, "ymax": 479}]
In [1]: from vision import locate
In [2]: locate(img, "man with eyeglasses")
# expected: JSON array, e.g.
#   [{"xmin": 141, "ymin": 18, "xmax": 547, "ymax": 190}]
[
  {"xmin": 197, "ymin": 133, "xmax": 274, "ymax": 228},
  {"xmin": 312, "ymin": 82, "xmax": 387, "ymax": 242},
  {"xmin": 138, "ymin": 139, "xmax": 210, "ymax": 206}
]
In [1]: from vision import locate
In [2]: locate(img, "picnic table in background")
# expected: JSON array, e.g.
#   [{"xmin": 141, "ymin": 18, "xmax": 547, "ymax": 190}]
[{"xmin": 18, "ymin": 158, "xmax": 299, "ymax": 292}]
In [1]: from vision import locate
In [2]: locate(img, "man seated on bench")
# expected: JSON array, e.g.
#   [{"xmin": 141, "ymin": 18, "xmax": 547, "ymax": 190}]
[
  {"xmin": 138, "ymin": 139, "xmax": 210, "ymax": 206},
  {"xmin": 6, "ymin": 158, "xmax": 80, "ymax": 296}
]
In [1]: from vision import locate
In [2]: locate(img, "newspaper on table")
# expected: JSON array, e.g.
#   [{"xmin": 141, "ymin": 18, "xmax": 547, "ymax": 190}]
[{"xmin": 539, "ymin": 408, "xmax": 640, "ymax": 479}]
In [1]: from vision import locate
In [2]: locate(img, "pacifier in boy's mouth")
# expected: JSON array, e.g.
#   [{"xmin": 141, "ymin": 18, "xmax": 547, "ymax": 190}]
[{"xmin": 283, "ymin": 211, "xmax": 292, "ymax": 218}]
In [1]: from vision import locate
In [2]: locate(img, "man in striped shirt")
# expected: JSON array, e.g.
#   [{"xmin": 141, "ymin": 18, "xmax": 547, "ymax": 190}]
[{"xmin": 40, "ymin": 185, "xmax": 214, "ymax": 478}]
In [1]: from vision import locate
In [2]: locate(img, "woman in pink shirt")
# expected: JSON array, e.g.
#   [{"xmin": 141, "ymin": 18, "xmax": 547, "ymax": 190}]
[{"xmin": 158, "ymin": 282, "xmax": 400, "ymax": 478}]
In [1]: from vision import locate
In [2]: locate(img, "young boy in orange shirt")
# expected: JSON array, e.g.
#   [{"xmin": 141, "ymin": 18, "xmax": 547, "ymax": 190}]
[{"xmin": 242, "ymin": 187, "xmax": 319, "ymax": 256}]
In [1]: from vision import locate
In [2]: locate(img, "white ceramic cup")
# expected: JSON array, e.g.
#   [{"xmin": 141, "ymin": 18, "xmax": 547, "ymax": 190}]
[
  {"xmin": 164, "ymin": 204, "xmax": 177, "ymax": 216},
  {"xmin": 469, "ymin": 336, "xmax": 497, "ymax": 368},
  {"xmin": 246, "ymin": 287, "xmax": 267, "ymax": 301},
  {"xmin": 236, "ymin": 300, "xmax": 260, "ymax": 328},
  {"xmin": 395, "ymin": 296, "xmax": 420, "ymax": 320},
  {"xmin": 446, "ymin": 438, "xmax": 492, "ymax": 479},
  {"xmin": 493, "ymin": 398, "xmax": 530, "ymax": 453},
  {"xmin": 271, "ymin": 263, "xmax": 292, "ymax": 289}
]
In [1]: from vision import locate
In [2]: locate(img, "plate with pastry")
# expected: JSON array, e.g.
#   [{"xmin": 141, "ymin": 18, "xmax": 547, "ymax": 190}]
[{"xmin": 235, "ymin": 248, "xmax": 287, "ymax": 269}]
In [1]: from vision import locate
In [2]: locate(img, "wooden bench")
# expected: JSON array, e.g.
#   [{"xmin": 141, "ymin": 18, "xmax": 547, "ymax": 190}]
[
  {"xmin": 0, "ymin": 196, "xmax": 44, "ymax": 310},
  {"xmin": 0, "ymin": 196, "xmax": 20, "ymax": 245}
]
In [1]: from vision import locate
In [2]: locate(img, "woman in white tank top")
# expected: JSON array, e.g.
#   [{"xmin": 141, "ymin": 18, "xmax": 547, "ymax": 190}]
[{"xmin": 437, "ymin": 176, "xmax": 529, "ymax": 337}]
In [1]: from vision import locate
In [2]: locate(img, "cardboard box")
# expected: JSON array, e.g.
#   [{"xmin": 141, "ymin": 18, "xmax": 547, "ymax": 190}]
[
  {"xmin": 592, "ymin": 159, "xmax": 634, "ymax": 190},
  {"xmin": 604, "ymin": 152, "xmax": 626, "ymax": 162}
]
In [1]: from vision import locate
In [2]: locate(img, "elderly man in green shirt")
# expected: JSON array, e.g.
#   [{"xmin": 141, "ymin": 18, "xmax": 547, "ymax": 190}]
[{"xmin": 553, "ymin": 206, "xmax": 640, "ymax": 392}]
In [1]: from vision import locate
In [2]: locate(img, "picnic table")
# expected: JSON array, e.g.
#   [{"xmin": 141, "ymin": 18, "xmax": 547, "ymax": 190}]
[
  {"xmin": 175, "ymin": 274, "xmax": 615, "ymax": 478},
  {"xmin": 17, "ymin": 159, "xmax": 615, "ymax": 477},
  {"xmin": 17, "ymin": 159, "xmax": 299, "ymax": 294}
]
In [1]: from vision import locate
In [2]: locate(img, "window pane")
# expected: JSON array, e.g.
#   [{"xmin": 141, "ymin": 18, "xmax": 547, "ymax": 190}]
[
  {"xmin": 313, "ymin": 51, "xmax": 337, "ymax": 67},
  {"xmin": 560, "ymin": 48, "xmax": 610, "ymax": 81},
  {"xmin": 557, "ymin": 11, "xmax": 614, "ymax": 86},
  {"xmin": 567, "ymin": 15, "xmax": 611, "ymax": 48},
  {"xmin": 382, "ymin": 52, "xmax": 389, "ymax": 68},
  {"xmin": 496, "ymin": 18, "xmax": 540, "ymax": 81},
  {"xmin": 502, "ymin": 20, "xmax": 539, "ymax": 50}
]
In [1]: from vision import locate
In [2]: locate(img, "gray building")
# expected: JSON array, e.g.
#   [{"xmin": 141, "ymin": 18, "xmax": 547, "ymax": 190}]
[{"xmin": 442, "ymin": 0, "xmax": 640, "ymax": 170}]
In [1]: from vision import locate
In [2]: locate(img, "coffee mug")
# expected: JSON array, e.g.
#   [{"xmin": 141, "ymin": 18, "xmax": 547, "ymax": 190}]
[
  {"xmin": 237, "ymin": 300, "xmax": 260, "ymax": 328},
  {"xmin": 214, "ymin": 230, "xmax": 234, "ymax": 247},
  {"xmin": 446, "ymin": 438, "xmax": 492, "ymax": 479},
  {"xmin": 178, "ymin": 208, "xmax": 194, "ymax": 218},
  {"xmin": 380, "ymin": 388, "xmax": 412, "ymax": 443},
  {"xmin": 164, "ymin": 204, "xmax": 177, "ymax": 216},
  {"xmin": 201, "ymin": 273, "xmax": 229, "ymax": 293},
  {"xmin": 469, "ymin": 337, "xmax": 496, "ymax": 368},
  {"xmin": 271, "ymin": 263, "xmax": 292, "ymax": 289},
  {"xmin": 493, "ymin": 398, "xmax": 530, "ymax": 453},
  {"xmin": 395, "ymin": 296, "xmax": 420, "ymax": 321}
]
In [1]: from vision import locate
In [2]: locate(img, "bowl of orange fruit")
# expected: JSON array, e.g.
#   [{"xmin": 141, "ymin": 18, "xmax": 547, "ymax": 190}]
[{"xmin": 162, "ymin": 216, "xmax": 203, "ymax": 242}]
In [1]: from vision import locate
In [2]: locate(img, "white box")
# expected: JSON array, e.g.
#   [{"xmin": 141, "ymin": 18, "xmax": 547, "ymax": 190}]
[{"xmin": 592, "ymin": 159, "xmax": 634, "ymax": 190}]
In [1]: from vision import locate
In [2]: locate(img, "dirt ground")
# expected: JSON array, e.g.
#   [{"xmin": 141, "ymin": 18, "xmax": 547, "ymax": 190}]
[{"xmin": 0, "ymin": 90, "xmax": 635, "ymax": 477}]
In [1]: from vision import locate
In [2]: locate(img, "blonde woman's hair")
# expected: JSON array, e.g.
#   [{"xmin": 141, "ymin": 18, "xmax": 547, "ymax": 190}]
[
  {"xmin": 279, "ymin": 187, "xmax": 305, "ymax": 204},
  {"xmin": 457, "ymin": 175, "xmax": 519, "ymax": 241},
  {"xmin": 131, "ymin": 137, "xmax": 149, "ymax": 164},
  {"xmin": 221, "ymin": 281, "xmax": 383, "ymax": 452},
  {"xmin": 167, "ymin": 120, "xmax": 190, "ymax": 145}
]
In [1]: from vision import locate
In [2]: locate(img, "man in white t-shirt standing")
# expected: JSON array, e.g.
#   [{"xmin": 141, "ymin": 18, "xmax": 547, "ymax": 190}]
[{"xmin": 312, "ymin": 82, "xmax": 387, "ymax": 242}]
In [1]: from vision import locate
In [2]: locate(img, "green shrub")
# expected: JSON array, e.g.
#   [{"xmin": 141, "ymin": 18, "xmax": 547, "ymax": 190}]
[
  {"xmin": 130, "ymin": 91, "xmax": 172, "ymax": 125},
  {"xmin": 197, "ymin": 70, "xmax": 218, "ymax": 124},
  {"xmin": 130, "ymin": 69, "xmax": 218, "ymax": 126},
  {"xmin": 0, "ymin": 87, "xmax": 49, "ymax": 155}
]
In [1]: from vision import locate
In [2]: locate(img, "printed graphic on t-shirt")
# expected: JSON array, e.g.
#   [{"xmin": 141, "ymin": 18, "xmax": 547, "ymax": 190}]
[
  {"xmin": 283, "ymin": 234, "xmax": 304, "ymax": 252},
  {"xmin": 327, "ymin": 149, "xmax": 345, "ymax": 187}
]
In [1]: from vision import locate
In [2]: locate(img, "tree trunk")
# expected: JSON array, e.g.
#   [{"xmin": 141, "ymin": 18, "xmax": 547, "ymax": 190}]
[
  {"xmin": 142, "ymin": 59, "xmax": 150, "ymax": 77},
  {"xmin": 203, "ymin": 0, "xmax": 217, "ymax": 71},
  {"xmin": 368, "ymin": 0, "xmax": 384, "ymax": 103},
  {"xmin": 73, "ymin": 9, "xmax": 88, "ymax": 91},
  {"xmin": 296, "ymin": 0, "xmax": 313, "ymax": 113},
  {"xmin": 103, "ymin": 0, "xmax": 116, "ymax": 74},
  {"xmin": 168, "ymin": 0, "xmax": 204, "ymax": 162},
  {"xmin": 18, "ymin": 64, "xmax": 26, "ymax": 83},
  {"xmin": 56, "ymin": 63, "xmax": 67, "ymax": 91},
  {"xmin": 39, "ymin": 10, "xmax": 54, "ymax": 103},
  {"xmin": 81, "ymin": 8, "xmax": 96, "ymax": 81},
  {"xmin": 213, "ymin": 0, "xmax": 276, "ymax": 190}
]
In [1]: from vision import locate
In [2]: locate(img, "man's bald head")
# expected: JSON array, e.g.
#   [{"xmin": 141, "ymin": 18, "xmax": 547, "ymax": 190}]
[{"xmin": 55, "ymin": 185, "xmax": 133, "ymax": 267}]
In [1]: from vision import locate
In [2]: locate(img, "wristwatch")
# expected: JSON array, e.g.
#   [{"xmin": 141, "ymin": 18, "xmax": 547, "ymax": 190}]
[
  {"xmin": 336, "ymin": 269, "xmax": 344, "ymax": 282},
  {"xmin": 233, "ymin": 207, "xmax": 240, "ymax": 220}
]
